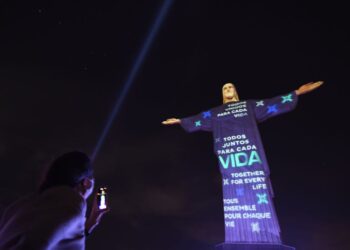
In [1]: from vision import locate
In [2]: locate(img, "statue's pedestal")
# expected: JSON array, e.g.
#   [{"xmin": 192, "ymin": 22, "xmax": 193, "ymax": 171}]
[{"xmin": 216, "ymin": 243, "xmax": 295, "ymax": 250}]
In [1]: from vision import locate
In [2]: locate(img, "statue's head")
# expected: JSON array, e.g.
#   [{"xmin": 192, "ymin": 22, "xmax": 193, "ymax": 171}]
[{"xmin": 222, "ymin": 83, "xmax": 239, "ymax": 104}]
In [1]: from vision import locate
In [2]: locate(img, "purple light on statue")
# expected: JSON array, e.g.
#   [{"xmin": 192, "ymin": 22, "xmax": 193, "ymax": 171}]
[{"xmin": 180, "ymin": 91, "xmax": 298, "ymax": 247}]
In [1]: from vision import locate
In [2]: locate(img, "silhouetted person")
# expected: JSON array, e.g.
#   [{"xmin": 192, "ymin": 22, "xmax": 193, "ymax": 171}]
[{"xmin": 0, "ymin": 151, "xmax": 108, "ymax": 250}]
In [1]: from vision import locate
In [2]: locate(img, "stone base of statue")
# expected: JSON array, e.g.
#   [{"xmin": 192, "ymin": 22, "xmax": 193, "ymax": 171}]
[{"xmin": 216, "ymin": 243, "xmax": 295, "ymax": 250}]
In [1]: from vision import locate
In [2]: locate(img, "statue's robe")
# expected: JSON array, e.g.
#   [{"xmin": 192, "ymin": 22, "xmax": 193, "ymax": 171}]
[{"xmin": 180, "ymin": 92, "xmax": 298, "ymax": 243}]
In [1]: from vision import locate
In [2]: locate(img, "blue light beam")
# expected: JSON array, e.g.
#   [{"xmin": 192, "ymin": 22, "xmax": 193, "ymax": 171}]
[{"xmin": 91, "ymin": 0, "xmax": 174, "ymax": 162}]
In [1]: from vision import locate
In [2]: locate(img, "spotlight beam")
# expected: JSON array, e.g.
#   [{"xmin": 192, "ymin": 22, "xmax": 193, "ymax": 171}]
[{"xmin": 91, "ymin": 0, "xmax": 174, "ymax": 162}]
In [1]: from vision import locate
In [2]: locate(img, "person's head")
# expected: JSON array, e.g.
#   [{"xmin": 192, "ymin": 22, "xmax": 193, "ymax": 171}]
[
  {"xmin": 222, "ymin": 83, "xmax": 239, "ymax": 104},
  {"xmin": 39, "ymin": 151, "xmax": 94, "ymax": 199}
]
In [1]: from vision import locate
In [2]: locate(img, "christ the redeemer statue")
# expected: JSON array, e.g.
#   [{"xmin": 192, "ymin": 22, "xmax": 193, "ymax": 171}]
[{"xmin": 162, "ymin": 81, "xmax": 323, "ymax": 249}]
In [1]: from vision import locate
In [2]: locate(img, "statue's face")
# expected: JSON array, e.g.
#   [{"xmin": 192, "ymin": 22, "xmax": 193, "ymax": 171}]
[{"xmin": 222, "ymin": 83, "xmax": 239, "ymax": 103}]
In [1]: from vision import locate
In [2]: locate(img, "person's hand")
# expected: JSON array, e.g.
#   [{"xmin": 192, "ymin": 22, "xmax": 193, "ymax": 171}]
[
  {"xmin": 295, "ymin": 81, "xmax": 324, "ymax": 95},
  {"xmin": 85, "ymin": 192, "xmax": 110, "ymax": 235},
  {"xmin": 162, "ymin": 118, "xmax": 181, "ymax": 125}
]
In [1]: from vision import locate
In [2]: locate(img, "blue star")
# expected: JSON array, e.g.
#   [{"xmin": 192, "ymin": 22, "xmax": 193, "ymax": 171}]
[
  {"xmin": 267, "ymin": 105, "xmax": 278, "ymax": 114},
  {"xmin": 256, "ymin": 101, "xmax": 264, "ymax": 107},
  {"xmin": 195, "ymin": 120, "xmax": 201, "ymax": 127},
  {"xmin": 215, "ymin": 138, "xmax": 221, "ymax": 143},
  {"xmin": 236, "ymin": 188, "xmax": 244, "ymax": 196},
  {"xmin": 257, "ymin": 193, "xmax": 268, "ymax": 204},
  {"xmin": 202, "ymin": 111, "xmax": 212, "ymax": 119},
  {"xmin": 281, "ymin": 94, "xmax": 293, "ymax": 103}
]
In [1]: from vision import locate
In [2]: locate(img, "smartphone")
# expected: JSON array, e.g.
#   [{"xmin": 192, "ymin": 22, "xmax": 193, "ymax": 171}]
[{"xmin": 97, "ymin": 187, "xmax": 107, "ymax": 210}]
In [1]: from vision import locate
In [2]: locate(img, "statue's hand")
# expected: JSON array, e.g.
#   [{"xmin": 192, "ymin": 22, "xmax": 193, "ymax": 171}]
[
  {"xmin": 295, "ymin": 81, "xmax": 324, "ymax": 95},
  {"xmin": 162, "ymin": 118, "xmax": 181, "ymax": 125}
]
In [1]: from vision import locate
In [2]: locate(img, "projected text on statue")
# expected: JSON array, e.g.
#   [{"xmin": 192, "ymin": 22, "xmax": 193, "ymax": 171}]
[{"xmin": 180, "ymin": 92, "xmax": 298, "ymax": 243}]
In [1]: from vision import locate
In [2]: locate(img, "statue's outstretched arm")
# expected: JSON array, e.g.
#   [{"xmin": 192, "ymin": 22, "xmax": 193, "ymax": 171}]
[
  {"xmin": 163, "ymin": 113, "xmax": 212, "ymax": 132},
  {"xmin": 295, "ymin": 81, "xmax": 324, "ymax": 95},
  {"xmin": 162, "ymin": 118, "xmax": 181, "ymax": 125}
]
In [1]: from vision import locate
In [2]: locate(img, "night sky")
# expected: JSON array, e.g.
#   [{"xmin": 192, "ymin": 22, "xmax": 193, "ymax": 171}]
[{"xmin": 0, "ymin": 1, "xmax": 349, "ymax": 250}]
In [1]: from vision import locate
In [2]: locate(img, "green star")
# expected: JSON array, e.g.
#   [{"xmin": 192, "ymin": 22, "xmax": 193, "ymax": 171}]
[{"xmin": 281, "ymin": 94, "xmax": 293, "ymax": 103}]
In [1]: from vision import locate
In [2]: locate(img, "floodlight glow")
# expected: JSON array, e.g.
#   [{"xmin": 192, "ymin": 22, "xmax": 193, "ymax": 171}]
[{"xmin": 91, "ymin": 0, "xmax": 174, "ymax": 162}]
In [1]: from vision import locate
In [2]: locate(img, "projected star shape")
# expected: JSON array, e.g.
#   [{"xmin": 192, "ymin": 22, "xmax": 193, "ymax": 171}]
[
  {"xmin": 251, "ymin": 222, "xmax": 261, "ymax": 233},
  {"xmin": 281, "ymin": 94, "xmax": 293, "ymax": 103},
  {"xmin": 223, "ymin": 179, "xmax": 229, "ymax": 185},
  {"xmin": 267, "ymin": 105, "xmax": 278, "ymax": 113},
  {"xmin": 195, "ymin": 120, "xmax": 202, "ymax": 127},
  {"xmin": 257, "ymin": 193, "xmax": 268, "ymax": 204},
  {"xmin": 202, "ymin": 111, "xmax": 212, "ymax": 118},
  {"xmin": 256, "ymin": 101, "xmax": 264, "ymax": 107},
  {"xmin": 236, "ymin": 188, "xmax": 244, "ymax": 196}
]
